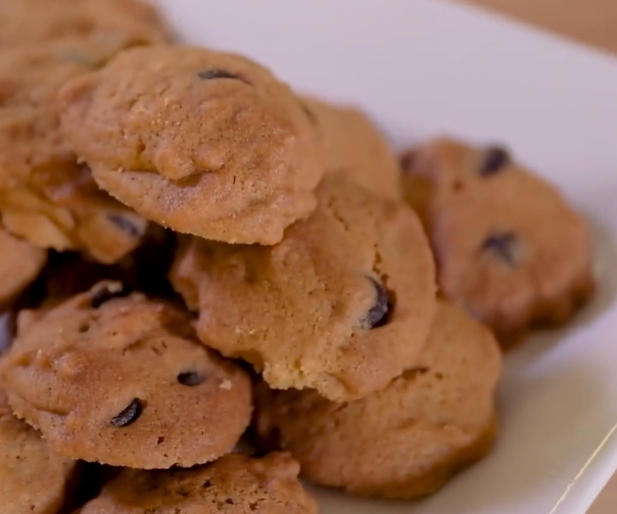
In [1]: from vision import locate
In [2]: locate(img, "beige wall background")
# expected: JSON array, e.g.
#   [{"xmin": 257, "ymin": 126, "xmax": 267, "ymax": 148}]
[
  {"xmin": 463, "ymin": 0, "xmax": 617, "ymax": 55},
  {"xmin": 461, "ymin": 1, "xmax": 617, "ymax": 512}
]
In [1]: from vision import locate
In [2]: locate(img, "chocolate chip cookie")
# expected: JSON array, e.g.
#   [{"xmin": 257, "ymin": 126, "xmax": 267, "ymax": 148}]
[
  {"xmin": 171, "ymin": 173, "xmax": 436, "ymax": 401},
  {"xmin": 401, "ymin": 138, "xmax": 594, "ymax": 341},
  {"xmin": 0, "ymin": 386, "xmax": 77, "ymax": 514},
  {"xmin": 0, "ymin": 282, "xmax": 252, "ymax": 468},
  {"xmin": 78, "ymin": 452, "xmax": 317, "ymax": 514},
  {"xmin": 0, "ymin": 36, "xmax": 149, "ymax": 263},
  {"xmin": 59, "ymin": 45, "xmax": 325, "ymax": 245},
  {"xmin": 255, "ymin": 301, "xmax": 502, "ymax": 499},
  {"xmin": 301, "ymin": 96, "xmax": 401, "ymax": 199},
  {"xmin": 0, "ymin": 0, "xmax": 170, "ymax": 47},
  {"xmin": 0, "ymin": 226, "xmax": 46, "ymax": 312}
]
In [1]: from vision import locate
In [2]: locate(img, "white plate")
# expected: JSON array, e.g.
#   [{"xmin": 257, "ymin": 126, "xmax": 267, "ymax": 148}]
[{"xmin": 155, "ymin": 1, "xmax": 617, "ymax": 512}]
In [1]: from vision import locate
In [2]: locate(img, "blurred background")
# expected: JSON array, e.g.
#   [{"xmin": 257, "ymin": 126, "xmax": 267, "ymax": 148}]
[
  {"xmin": 465, "ymin": 2, "xmax": 617, "ymax": 512},
  {"xmin": 463, "ymin": 0, "xmax": 617, "ymax": 55}
]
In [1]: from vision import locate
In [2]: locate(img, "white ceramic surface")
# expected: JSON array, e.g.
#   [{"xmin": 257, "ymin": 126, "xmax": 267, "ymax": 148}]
[{"xmin": 128, "ymin": 0, "xmax": 617, "ymax": 512}]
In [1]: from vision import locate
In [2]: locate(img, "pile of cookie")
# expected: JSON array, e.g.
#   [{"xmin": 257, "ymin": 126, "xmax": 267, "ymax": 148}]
[{"xmin": 0, "ymin": 0, "xmax": 595, "ymax": 512}]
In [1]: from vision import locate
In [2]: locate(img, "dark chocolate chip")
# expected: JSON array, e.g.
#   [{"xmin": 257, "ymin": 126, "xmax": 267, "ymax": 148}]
[
  {"xmin": 107, "ymin": 213, "xmax": 142, "ymax": 238},
  {"xmin": 198, "ymin": 68, "xmax": 241, "ymax": 81},
  {"xmin": 91, "ymin": 283, "xmax": 126, "ymax": 308},
  {"xmin": 177, "ymin": 371, "xmax": 205, "ymax": 386},
  {"xmin": 480, "ymin": 146, "xmax": 510, "ymax": 177},
  {"xmin": 400, "ymin": 151, "xmax": 416, "ymax": 173},
  {"xmin": 364, "ymin": 277, "xmax": 391, "ymax": 329},
  {"xmin": 109, "ymin": 399, "xmax": 142, "ymax": 427},
  {"xmin": 402, "ymin": 366, "xmax": 430, "ymax": 380},
  {"xmin": 482, "ymin": 232, "xmax": 518, "ymax": 266},
  {"xmin": 301, "ymin": 103, "xmax": 317, "ymax": 124}
]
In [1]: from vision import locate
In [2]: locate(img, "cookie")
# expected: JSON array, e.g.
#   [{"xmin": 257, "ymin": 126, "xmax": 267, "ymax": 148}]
[
  {"xmin": 171, "ymin": 173, "xmax": 436, "ymax": 401},
  {"xmin": 0, "ymin": 226, "xmax": 46, "ymax": 311},
  {"xmin": 401, "ymin": 138, "xmax": 595, "ymax": 340},
  {"xmin": 301, "ymin": 96, "xmax": 401, "ymax": 199},
  {"xmin": 0, "ymin": 36, "xmax": 149, "ymax": 264},
  {"xmin": 0, "ymin": 282, "xmax": 252, "ymax": 468},
  {"xmin": 0, "ymin": 387, "xmax": 77, "ymax": 514},
  {"xmin": 78, "ymin": 452, "xmax": 317, "ymax": 514},
  {"xmin": 0, "ymin": 0, "xmax": 170, "ymax": 47},
  {"xmin": 255, "ymin": 301, "xmax": 502, "ymax": 499},
  {"xmin": 59, "ymin": 45, "xmax": 325, "ymax": 245}
]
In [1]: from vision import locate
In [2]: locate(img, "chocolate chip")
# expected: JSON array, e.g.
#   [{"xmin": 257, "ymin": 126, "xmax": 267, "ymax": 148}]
[
  {"xmin": 107, "ymin": 213, "xmax": 142, "ymax": 238},
  {"xmin": 480, "ymin": 147, "xmax": 510, "ymax": 177},
  {"xmin": 177, "ymin": 371, "xmax": 204, "ymax": 386},
  {"xmin": 364, "ymin": 277, "xmax": 391, "ymax": 329},
  {"xmin": 301, "ymin": 103, "xmax": 317, "ymax": 124},
  {"xmin": 110, "ymin": 399, "xmax": 142, "ymax": 427},
  {"xmin": 482, "ymin": 232, "xmax": 518, "ymax": 265},
  {"xmin": 90, "ymin": 282, "xmax": 125, "ymax": 308},
  {"xmin": 198, "ymin": 68, "xmax": 240, "ymax": 80},
  {"xmin": 400, "ymin": 151, "xmax": 416, "ymax": 173}
]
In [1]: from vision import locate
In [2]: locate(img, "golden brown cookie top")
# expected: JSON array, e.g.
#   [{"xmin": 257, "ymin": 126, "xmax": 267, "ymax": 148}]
[
  {"xmin": 0, "ymin": 35, "xmax": 143, "ymax": 189},
  {"xmin": 0, "ymin": 387, "xmax": 77, "ymax": 514},
  {"xmin": 79, "ymin": 452, "xmax": 317, "ymax": 514},
  {"xmin": 301, "ymin": 95, "xmax": 402, "ymax": 199},
  {"xmin": 171, "ymin": 173, "xmax": 436, "ymax": 401},
  {"xmin": 255, "ymin": 301, "xmax": 502, "ymax": 499},
  {"xmin": 401, "ymin": 137, "xmax": 594, "ymax": 339},
  {"xmin": 59, "ymin": 45, "xmax": 325, "ymax": 245},
  {"xmin": 0, "ymin": 282, "xmax": 252, "ymax": 469},
  {"xmin": 0, "ymin": 36, "xmax": 149, "ymax": 263},
  {"xmin": 0, "ymin": 0, "xmax": 170, "ymax": 47},
  {"xmin": 0, "ymin": 226, "xmax": 46, "ymax": 311}
]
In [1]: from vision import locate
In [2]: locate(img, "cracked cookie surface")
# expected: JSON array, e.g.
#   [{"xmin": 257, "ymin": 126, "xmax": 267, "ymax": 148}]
[
  {"xmin": 0, "ymin": 282, "xmax": 252, "ymax": 468},
  {"xmin": 60, "ymin": 46, "xmax": 325, "ymax": 245},
  {"xmin": 171, "ymin": 173, "xmax": 436, "ymax": 401}
]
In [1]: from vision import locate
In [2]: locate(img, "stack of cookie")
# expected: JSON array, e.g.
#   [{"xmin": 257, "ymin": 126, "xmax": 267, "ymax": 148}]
[{"xmin": 0, "ymin": 0, "xmax": 595, "ymax": 512}]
